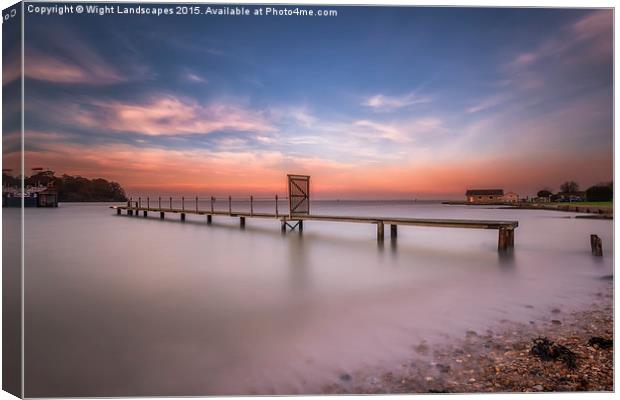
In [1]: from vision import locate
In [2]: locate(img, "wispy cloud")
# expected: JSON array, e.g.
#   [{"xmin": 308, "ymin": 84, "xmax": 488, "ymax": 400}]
[
  {"xmin": 362, "ymin": 91, "xmax": 431, "ymax": 112},
  {"xmin": 25, "ymin": 46, "xmax": 124, "ymax": 85},
  {"xmin": 71, "ymin": 96, "xmax": 273, "ymax": 136},
  {"xmin": 184, "ymin": 71, "xmax": 208, "ymax": 83},
  {"xmin": 466, "ymin": 94, "xmax": 508, "ymax": 113}
]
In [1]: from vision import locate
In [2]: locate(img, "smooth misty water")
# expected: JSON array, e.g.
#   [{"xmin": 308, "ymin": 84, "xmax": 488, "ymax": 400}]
[{"xmin": 20, "ymin": 202, "xmax": 613, "ymax": 396}]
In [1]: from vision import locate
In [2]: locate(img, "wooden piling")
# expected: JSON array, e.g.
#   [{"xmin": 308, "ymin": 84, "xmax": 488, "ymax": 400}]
[
  {"xmin": 377, "ymin": 221, "xmax": 385, "ymax": 242},
  {"xmin": 143, "ymin": 210, "xmax": 147, "ymax": 217},
  {"xmin": 182, "ymin": 197, "xmax": 185, "ymax": 211},
  {"xmin": 207, "ymin": 215, "xmax": 212, "ymax": 224},
  {"xmin": 250, "ymin": 195, "xmax": 254, "ymax": 216},
  {"xmin": 160, "ymin": 212, "xmax": 164, "ymax": 219},
  {"xmin": 590, "ymin": 234, "xmax": 603, "ymax": 256},
  {"xmin": 275, "ymin": 195, "xmax": 279, "ymax": 217},
  {"xmin": 211, "ymin": 196, "xmax": 214, "ymax": 213},
  {"xmin": 240, "ymin": 217, "xmax": 246, "ymax": 228},
  {"xmin": 498, "ymin": 227, "xmax": 514, "ymax": 252},
  {"xmin": 390, "ymin": 224, "xmax": 397, "ymax": 238},
  {"xmin": 169, "ymin": 197, "xmax": 172, "ymax": 210},
  {"xmin": 117, "ymin": 208, "xmax": 121, "ymax": 215},
  {"xmin": 281, "ymin": 220, "xmax": 286, "ymax": 233},
  {"xmin": 181, "ymin": 213, "xmax": 186, "ymax": 221},
  {"xmin": 138, "ymin": 197, "xmax": 141, "ymax": 208},
  {"xmin": 128, "ymin": 209, "xmax": 133, "ymax": 216},
  {"xmin": 196, "ymin": 196, "xmax": 199, "ymax": 212},
  {"xmin": 298, "ymin": 220, "xmax": 304, "ymax": 232},
  {"xmin": 147, "ymin": 197, "xmax": 150, "ymax": 208},
  {"xmin": 228, "ymin": 196, "xmax": 232, "ymax": 215}
]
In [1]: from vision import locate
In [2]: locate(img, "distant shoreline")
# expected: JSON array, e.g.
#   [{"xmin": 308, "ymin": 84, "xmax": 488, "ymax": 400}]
[{"xmin": 443, "ymin": 201, "xmax": 613, "ymax": 216}]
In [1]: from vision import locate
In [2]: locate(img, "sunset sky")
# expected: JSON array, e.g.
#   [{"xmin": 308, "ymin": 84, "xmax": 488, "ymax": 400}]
[{"xmin": 5, "ymin": 6, "xmax": 613, "ymax": 199}]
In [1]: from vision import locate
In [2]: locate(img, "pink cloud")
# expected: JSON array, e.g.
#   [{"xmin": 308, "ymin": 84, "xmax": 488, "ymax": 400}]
[
  {"xmin": 25, "ymin": 47, "xmax": 123, "ymax": 84},
  {"xmin": 72, "ymin": 96, "xmax": 274, "ymax": 136}
]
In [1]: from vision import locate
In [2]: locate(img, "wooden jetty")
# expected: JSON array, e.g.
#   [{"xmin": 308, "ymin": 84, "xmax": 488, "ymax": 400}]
[{"xmin": 111, "ymin": 193, "xmax": 517, "ymax": 253}]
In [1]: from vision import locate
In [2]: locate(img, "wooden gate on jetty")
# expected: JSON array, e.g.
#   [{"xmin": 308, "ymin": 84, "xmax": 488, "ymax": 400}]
[{"xmin": 111, "ymin": 174, "xmax": 518, "ymax": 252}]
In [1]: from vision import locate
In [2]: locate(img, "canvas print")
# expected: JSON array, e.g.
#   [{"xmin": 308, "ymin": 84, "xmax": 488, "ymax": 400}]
[{"xmin": 1, "ymin": 2, "xmax": 614, "ymax": 397}]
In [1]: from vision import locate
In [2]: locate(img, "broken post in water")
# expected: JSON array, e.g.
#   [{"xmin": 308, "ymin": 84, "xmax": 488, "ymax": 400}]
[{"xmin": 591, "ymin": 234, "xmax": 603, "ymax": 256}]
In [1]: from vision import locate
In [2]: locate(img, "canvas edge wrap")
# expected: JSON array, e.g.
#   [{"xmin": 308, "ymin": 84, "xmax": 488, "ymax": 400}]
[{"xmin": 2, "ymin": 2, "xmax": 24, "ymax": 398}]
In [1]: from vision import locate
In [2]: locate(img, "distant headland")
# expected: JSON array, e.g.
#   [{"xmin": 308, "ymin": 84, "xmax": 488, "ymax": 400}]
[{"xmin": 2, "ymin": 169, "xmax": 128, "ymax": 203}]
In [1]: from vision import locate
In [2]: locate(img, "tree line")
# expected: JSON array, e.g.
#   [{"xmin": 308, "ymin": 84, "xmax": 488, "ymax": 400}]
[
  {"xmin": 3, "ymin": 171, "xmax": 128, "ymax": 202},
  {"xmin": 537, "ymin": 181, "xmax": 613, "ymax": 202}
]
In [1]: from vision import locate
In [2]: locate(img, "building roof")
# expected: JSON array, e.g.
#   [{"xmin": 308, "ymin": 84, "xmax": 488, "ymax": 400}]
[{"xmin": 466, "ymin": 189, "xmax": 504, "ymax": 196}]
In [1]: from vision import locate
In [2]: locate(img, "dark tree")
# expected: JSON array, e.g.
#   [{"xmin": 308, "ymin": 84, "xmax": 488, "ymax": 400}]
[
  {"xmin": 8, "ymin": 171, "xmax": 127, "ymax": 202},
  {"xmin": 537, "ymin": 189, "xmax": 553, "ymax": 198},
  {"xmin": 560, "ymin": 181, "xmax": 579, "ymax": 194},
  {"xmin": 586, "ymin": 182, "xmax": 613, "ymax": 202}
]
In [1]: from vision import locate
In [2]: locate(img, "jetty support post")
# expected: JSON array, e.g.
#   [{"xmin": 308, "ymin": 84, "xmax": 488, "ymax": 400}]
[
  {"xmin": 250, "ymin": 195, "xmax": 253, "ymax": 216},
  {"xmin": 211, "ymin": 196, "xmax": 214, "ymax": 213},
  {"xmin": 299, "ymin": 220, "xmax": 304, "ymax": 232},
  {"xmin": 182, "ymin": 197, "xmax": 185, "ymax": 211},
  {"xmin": 160, "ymin": 211, "xmax": 164, "ymax": 219},
  {"xmin": 196, "ymin": 196, "xmax": 199, "ymax": 212},
  {"xmin": 240, "ymin": 216, "xmax": 246, "ymax": 228},
  {"xmin": 275, "ymin": 195, "xmax": 279, "ymax": 217},
  {"xmin": 281, "ymin": 220, "xmax": 286, "ymax": 234},
  {"xmin": 116, "ymin": 208, "xmax": 121, "ymax": 215},
  {"xmin": 228, "ymin": 196, "xmax": 232, "ymax": 215},
  {"xmin": 147, "ymin": 197, "xmax": 150, "ymax": 209},
  {"xmin": 590, "ymin": 234, "xmax": 603, "ymax": 256},
  {"xmin": 169, "ymin": 197, "xmax": 172, "ymax": 210},
  {"xmin": 127, "ymin": 198, "xmax": 131, "ymax": 208},
  {"xmin": 143, "ymin": 210, "xmax": 147, "ymax": 217},
  {"xmin": 498, "ymin": 227, "xmax": 514, "ymax": 252},
  {"xmin": 128, "ymin": 209, "xmax": 133, "ymax": 216},
  {"xmin": 377, "ymin": 221, "xmax": 385, "ymax": 242},
  {"xmin": 390, "ymin": 224, "xmax": 398, "ymax": 239},
  {"xmin": 207, "ymin": 215, "xmax": 212, "ymax": 224},
  {"xmin": 181, "ymin": 213, "xmax": 186, "ymax": 222},
  {"xmin": 138, "ymin": 197, "xmax": 141, "ymax": 208}
]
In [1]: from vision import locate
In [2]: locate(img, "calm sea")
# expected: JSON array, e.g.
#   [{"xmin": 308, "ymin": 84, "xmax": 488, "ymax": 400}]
[{"xmin": 17, "ymin": 201, "xmax": 613, "ymax": 396}]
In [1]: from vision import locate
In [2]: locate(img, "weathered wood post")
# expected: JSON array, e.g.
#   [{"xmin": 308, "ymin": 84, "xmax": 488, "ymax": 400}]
[
  {"xmin": 240, "ymin": 216, "xmax": 246, "ymax": 228},
  {"xmin": 228, "ymin": 196, "xmax": 232, "ymax": 215},
  {"xmin": 207, "ymin": 215, "xmax": 212, "ymax": 224},
  {"xmin": 160, "ymin": 211, "xmax": 164, "ymax": 219},
  {"xmin": 117, "ymin": 208, "xmax": 121, "ymax": 215},
  {"xmin": 182, "ymin": 197, "xmax": 185, "ymax": 211},
  {"xmin": 299, "ymin": 220, "xmax": 304, "ymax": 232},
  {"xmin": 195, "ymin": 196, "xmax": 199, "ymax": 212},
  {"xmin": 138, "ymin": 197, "xmax": 141, "ymax": 208},
  {"xmin": 127, "ymin": 198, "xmax": 131, "ymax": 208},
  {"xmin": 498, "ymin": 227, "xmax": 514, "ymax": 252},
  {"xmin": 143, "ymin": 210, "xmax": 147, "ymax": 217},
  {"xmin": 590, "ymin": 234, "xmax": 603, "ymax": 256},
  {"xmin": 377, "ymin": 221, "xmax": 385, "ymax": 242},
  {"xmin": 281, "ymin": 220, "xmax": 286, "ymax": 233},
  {"xmin": 147, "ymin": 197, "xmax": 150, "ymax": 209},
  {"xmin": 210, "ymin": 196, "xmax": 214, "ymax": 213},
  {"xmin": 250, "ymin": 195, "xmax": 254, "ymax": 216},
  {"xmin": 275, "ymin": 195, "xmax": 279, "ymax": 217},
  {"xmin": 390, "ymin": 224, "xmax": 398, "ymax": 239},
  {"xmin": 128, "ymin": 209, "xmax": 133, "ymax": 216},
  {"xmin": 169, "ymin": 197, "xmax": 172, "ymax": 210},
  {"xmin": 181, "ymin": 213, "xmax": 186, "ymax": 221}
]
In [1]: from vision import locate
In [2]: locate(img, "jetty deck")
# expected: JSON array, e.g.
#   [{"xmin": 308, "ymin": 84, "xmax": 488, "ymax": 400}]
[{"xmin": 111, "ymin": 198, "xmax": 518, "ymax": 252}]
